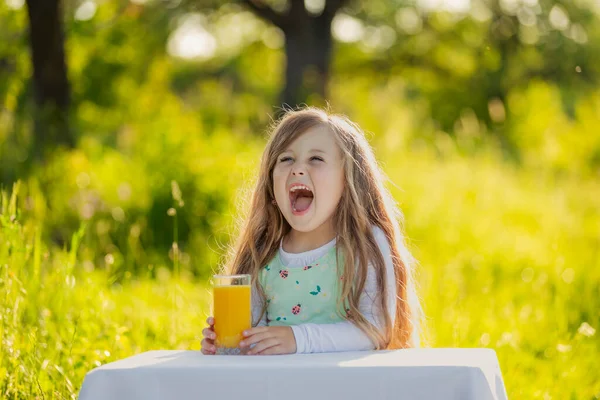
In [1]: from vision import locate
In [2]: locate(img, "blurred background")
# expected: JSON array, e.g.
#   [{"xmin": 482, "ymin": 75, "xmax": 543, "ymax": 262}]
[{"xmin": 1, "ymin": 0, "xmax": 599, "ymax": 398}]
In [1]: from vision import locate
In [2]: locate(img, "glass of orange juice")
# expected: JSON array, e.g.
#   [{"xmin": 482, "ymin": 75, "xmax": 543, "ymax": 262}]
[{"xmin": 212, "ymin": 274, "xmax": 251, "ymax": 355}]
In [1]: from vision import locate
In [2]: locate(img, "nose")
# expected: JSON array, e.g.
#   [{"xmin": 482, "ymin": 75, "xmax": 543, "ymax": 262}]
[
  {"xmin": 291, "ymin": 162, "xmax": 306, "ymax": 176},
  {"xmin": 292, "ymin": 168, "xmax": 304, "ymax": 176}
]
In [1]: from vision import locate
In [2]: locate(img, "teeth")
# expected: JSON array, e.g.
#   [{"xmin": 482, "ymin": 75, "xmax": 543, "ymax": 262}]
[{"xmin": 289, "ymin": 185, "xmax": 312, "ymax": 193}]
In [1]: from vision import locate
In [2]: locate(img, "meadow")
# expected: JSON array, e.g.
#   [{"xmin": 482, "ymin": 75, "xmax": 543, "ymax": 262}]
[
  {"xmin": 2, "ymin": 88, "xmax": 599, "ymax": 397},
  {"xmin": 2, "ymin": 2, "xmax": 600, "ymax": 396}
]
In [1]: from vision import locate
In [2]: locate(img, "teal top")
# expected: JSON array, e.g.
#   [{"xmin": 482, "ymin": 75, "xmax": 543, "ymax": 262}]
[{"xmin": 258, "ymin": 244, "xmax": 348, "ymax": 325}]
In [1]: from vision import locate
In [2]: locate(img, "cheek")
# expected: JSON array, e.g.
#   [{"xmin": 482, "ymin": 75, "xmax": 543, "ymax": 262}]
[
  {"xmin": 272, "ymin": 168, "xmax": 289, "ymax": 202},
  {"xmin": 314, "ymin": 170, "xmax": 344, "ymax": 207},
  {"xmin": 272, "ymin": 168, "xmax": 286, "ymax": 188},
  {"xmin": 317, "ymin": 168, "xmax": 344, "ymax": 194},
  {"xmin": 330, "ymin": 179, "xmax": 345, "ymax": 205}
]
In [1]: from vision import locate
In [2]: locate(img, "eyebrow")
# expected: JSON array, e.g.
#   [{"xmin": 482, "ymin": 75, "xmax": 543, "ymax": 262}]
[{"xmin": 282, "ymin": 148, "xmax": 326, "ymax": 154}]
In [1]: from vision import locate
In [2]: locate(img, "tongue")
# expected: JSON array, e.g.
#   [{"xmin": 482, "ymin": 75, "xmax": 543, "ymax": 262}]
[{"xmin": 294, "ymin": 196, "xmax": 313, "ymax": 212}]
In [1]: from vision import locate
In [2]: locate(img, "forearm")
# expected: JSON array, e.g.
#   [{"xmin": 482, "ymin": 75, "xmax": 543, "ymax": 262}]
[{"xmin": 291, "ymin": 321, "xmax": 375, "ymax": 354}]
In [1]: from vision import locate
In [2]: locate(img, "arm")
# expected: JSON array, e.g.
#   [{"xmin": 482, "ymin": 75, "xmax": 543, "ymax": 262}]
[
  {"xmin": 292, "ymin": 227, "xmax": 397, "ymax": 353},
  {"xmin": 252, "ymin": 284, "xmax": 268, "ymax": 327}
]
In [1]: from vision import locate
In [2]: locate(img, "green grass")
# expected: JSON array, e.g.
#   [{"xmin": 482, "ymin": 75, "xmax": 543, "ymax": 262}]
[
  {"xmin": 2, "ymin": 5, "xmax": 599, "ymax": 396},
  {"xmin": 1, "ymin": 142, "xmax": 599, "ymax": 399},
  {"xmin": 383, "ymin": 146, "xmax": 600, "ymax": 399},
  {"xmin": 1, "ymin": 187, "xmax": 211, "ymax": 399}
]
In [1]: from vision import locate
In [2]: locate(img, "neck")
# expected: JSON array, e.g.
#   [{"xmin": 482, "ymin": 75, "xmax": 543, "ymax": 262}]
[{"xmin": 283, "ymin": 218, "xmax": 336, "ymax": 253}]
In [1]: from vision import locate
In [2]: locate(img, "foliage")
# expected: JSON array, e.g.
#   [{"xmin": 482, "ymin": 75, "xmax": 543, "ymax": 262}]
[{"xmin": 1, "ymin": 0, "xmax": 599, "ymax": 398}]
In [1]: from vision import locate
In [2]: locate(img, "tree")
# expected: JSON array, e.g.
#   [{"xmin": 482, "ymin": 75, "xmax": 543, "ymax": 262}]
[
  {"xmin": 25, "ymin": 0, "xmax": 73, "ymax": 160},
  {"xmin": 334, "ymin": 0, "xmax": 600, "ymax": 134},
  {"xmin": 242, "ymin": 0, "xmax": 349, "ymax": 109}
]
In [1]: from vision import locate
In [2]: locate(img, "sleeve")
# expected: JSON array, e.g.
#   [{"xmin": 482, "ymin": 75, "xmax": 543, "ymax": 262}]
[
  {"xmin": 252, "ymin": 283, "xmax": 268, "ymax": 327},
  {"xmin": 291, "ymin": 226, "xmax": 397, "ymax": 354}
]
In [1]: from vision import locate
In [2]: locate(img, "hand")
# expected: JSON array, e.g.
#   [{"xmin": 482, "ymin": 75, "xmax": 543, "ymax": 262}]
[
  {"xmin": 201, "ymin": 317, "xmax": 217, "ymax": 355},
  {"xmin": 239, "ymin": 326, "xmax": 297, "ymax": 355}
]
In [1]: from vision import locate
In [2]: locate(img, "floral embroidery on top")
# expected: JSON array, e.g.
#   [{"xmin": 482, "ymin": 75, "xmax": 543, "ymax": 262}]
[
  {"xmin": 268, "ymin": 294, "xmax": 280, "ymax": 304},
  {"xmin": 292, "ymin": 304, "xmax": 302, "ymax": 315},
  {"xmin": 279, "ymin": 269, "xmax": 289, "ymax": 279},
  {"xmin": 309, "ymin": 285, "xmax": 322, "ymax": 296},
  {"xmin": 303, "ymin": 265, "xmax": 313, "ymax": 271}
]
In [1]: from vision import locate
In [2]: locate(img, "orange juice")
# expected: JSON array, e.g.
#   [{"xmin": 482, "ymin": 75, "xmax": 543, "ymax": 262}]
[{"xmin": 213, "ymin": 284, "xmax": 251, "ymax": 349}]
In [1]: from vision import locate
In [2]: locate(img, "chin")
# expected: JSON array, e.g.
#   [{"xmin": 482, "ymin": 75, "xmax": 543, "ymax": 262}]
[
  {"xmin": 288, "ymin": 224, "xmax": 318, "ymax": 233},
  {"xmin": 285, "ymin": 214, "xmax": 325, "ymax": 233}
]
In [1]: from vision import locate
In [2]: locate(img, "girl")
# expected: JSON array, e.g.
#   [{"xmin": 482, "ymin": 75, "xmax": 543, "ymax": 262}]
[{"xmin": 201, "ymin": 107, "xmax": 422, "ymax": 355}]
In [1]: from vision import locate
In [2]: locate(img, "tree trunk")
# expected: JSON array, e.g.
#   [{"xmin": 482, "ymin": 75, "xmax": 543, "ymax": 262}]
[
  {"xmin": 243, "ymin": 0, "xmax": 345, "ymax": 112},
  {"xmin": 282, "ymin": 15, "xmax": 333, "ymax": 109},
  {"xmin": 25, "ymin": 0, "xmax": 73, "ymax": 160}
]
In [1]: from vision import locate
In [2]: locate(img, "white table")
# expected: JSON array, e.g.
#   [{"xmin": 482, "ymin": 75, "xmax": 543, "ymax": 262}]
[{"xmin": 78, "ymin": 348, "xmax": 508, "ymax": 400}]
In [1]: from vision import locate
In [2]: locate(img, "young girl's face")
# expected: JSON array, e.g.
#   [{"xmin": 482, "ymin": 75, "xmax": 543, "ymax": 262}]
[{"xmin": 272, "ymin": 125, "xmax": 345, "ymax": 233}]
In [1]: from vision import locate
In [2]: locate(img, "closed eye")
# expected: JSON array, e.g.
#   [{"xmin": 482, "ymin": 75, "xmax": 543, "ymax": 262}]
[
  {"xmin": 279, "ymin": 157, "xmax": 292, "ymax": 163},
  {"xmin": 310, "ymin": 156, "xmax": 324, "ymax": 162}
]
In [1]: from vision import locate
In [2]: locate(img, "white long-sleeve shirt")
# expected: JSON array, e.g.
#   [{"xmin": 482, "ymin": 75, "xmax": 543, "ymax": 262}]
[{"xmin": 252, "ymin": 226, "xmax": 397, "ymax": 354}]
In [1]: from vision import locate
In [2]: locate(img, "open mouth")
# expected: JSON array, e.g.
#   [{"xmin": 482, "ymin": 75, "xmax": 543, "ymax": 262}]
[{"xmin": 289, "ymin": 184, "xmax": 314, "ymax": 215}]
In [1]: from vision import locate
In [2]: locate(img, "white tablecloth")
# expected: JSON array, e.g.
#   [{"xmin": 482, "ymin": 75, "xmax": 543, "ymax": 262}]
[{"xmin": 78, "ymin": 348, "xmax": 508, "ymax": 400}]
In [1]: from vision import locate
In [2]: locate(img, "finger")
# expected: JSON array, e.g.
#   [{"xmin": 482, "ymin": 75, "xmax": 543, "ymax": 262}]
[
  {"xmin": 239, "ymin": 332, "xmax": 272, "ymax": 348},
  {"xmin": 201, "ymin": 347, "xmax": 215, "ymax": 355},
  {"xmin": 206, "ymin": 316, "xmax": 214, "ymax": 326},
  {"xmin": 247, "ymin": 338, "xmax": 279, "ymax": 355},
  {"xmin": 257, "ymin": 346, "xmax": 283, "ymax": 356},
  {"xmin": 201, "ymin": 338, "xmax": 214, "ymax": 350},
  {"xmin": 243, "ymin": 326, "xmax": 269, "ymax": 337},
  {"xmin": 201, "ymin": 339, "xmax": 216, "ymax": 353},
  {"xmin": 202, "ymin": 327, "xmax": 216, "ymax": 340}
]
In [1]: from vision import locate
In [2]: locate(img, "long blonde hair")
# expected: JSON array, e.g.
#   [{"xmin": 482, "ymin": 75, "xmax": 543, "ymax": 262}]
[{"xmin": 223, "ymin": 107, "xmax": 422, "ymax": 349}]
